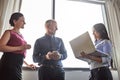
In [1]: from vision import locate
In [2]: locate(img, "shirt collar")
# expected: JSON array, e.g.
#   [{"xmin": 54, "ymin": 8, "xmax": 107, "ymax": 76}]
[{"xmin": 45, "ymin": 33, "xmax": 54, "ymax": 38}]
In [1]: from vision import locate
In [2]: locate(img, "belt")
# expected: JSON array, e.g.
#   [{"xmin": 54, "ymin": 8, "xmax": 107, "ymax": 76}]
[
  {"xmin": 92, "ymin": 66, "xmax": 108, "ymax": 71},
  {"xmin": 40, "ymin": 64, "xmax": 62, "ymax": 68}
]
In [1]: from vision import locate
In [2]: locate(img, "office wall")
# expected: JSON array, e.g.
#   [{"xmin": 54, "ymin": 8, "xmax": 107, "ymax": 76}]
[{"xmin": 22, "ymin": 69, "xmax": 118, "ymax": 80}]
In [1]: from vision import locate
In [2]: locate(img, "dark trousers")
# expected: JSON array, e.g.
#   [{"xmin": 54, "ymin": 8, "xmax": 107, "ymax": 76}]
[
  {"xmin": 38, "ymin": 66, "xmax": 65, "ymax": 80},
  {"xmin": 89, "ymin": 67, "xmax": 113, "ymax": 80}
]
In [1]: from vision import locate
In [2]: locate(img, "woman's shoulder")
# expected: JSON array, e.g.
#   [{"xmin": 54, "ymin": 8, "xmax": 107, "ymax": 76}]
[
  {"xmin": 103, "ymin": 39, "xmax": 111, "ymax": 43},
  {"xmin": 96, "ymin": 39, "xmax": 111, "ymax": 46},
  {"xmin": 102, "ymin": 39, "xmax": 112, "ymax": 46},
  {"xmin": 4, "ymin": 29, "xmax": 10, "ymax": 32},
  {"xmin": 2, "ymin": 29, "xmax": 11, "ymax": 35},
  {"xmin": 4, "ymin": 29, "xmax": 13, "ymax": 33}
]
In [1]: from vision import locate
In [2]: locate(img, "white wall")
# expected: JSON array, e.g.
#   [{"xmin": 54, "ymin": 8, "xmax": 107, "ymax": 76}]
[{"xmin": 22, "ymin": 69, "xmax": 119, "ymax": 80}]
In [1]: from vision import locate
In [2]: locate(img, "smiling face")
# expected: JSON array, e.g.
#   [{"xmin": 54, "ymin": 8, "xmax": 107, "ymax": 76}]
[
  {"xmin": 45, "ymin": 20, "xmax": 58, "ymax": 35},
  {"xmin": 9, "ymin": 13, "xmax": 26, "ymax": 29},
  {"xmin": 92, "ymin": 23, "xmax": 109, "ymax": 41},
  {"xmin": 93, "ymin": 28, "xmax": 101, "ymax": 40},
  {"xmin": 14, "ymin": 16, "xmax": 26, "ymax": 29}
]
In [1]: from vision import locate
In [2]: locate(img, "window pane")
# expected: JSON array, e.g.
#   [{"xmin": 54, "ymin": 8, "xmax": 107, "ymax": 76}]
[
  {"xmin": 20, "ymin": 0, "xmax": 105, "ymax": 68},
  {"xmin": 20, "ymin": 0, "xmax": 52, "ymax": 66},
  {"xmin": 55, "ymin": 0, "xmax": 104, "ymax": 68}
]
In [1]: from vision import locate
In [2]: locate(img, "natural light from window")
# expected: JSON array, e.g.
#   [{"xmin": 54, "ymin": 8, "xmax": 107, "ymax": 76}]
[{"xmin": 20, "ymin": 0, "xmax": 105, "ymax": 68}]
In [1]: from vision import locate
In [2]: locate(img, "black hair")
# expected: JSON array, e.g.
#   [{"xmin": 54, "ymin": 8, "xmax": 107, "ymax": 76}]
[
  {"xmin": 93, "ymin": 23, "xmax": 109, "ymax": 40},
  {"xmin": 9, "ymin": 12, "xmax": 24, "ymax": 26}
]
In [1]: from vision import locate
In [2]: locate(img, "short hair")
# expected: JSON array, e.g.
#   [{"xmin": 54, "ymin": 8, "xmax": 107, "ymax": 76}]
[
  {"xmin": 9, "ymin": 12, "xmax": 24, "ymax": 26},
  {"xmin": 45, "ymin": 19, "xmax": 56, "ymax": 27},
  {"xmin": 93, "ymin": 23, "xmax": 109, "ymax": 40}
]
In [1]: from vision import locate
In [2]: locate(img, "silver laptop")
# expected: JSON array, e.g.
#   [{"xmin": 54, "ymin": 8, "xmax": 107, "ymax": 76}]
[{"xmin": 69, "ymin": 31, "xmax": 107, "ymax": 60}]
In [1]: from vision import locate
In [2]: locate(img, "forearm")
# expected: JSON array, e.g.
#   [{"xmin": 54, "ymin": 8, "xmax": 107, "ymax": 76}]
[
  {"xmin": 33, "ymin": 54, "xmax": 46, "ymax": 64},
  {"xmin": 60, "ymin": 53, "xmax": 67, "ymax": 60},
  {"xmin": 24, "ymin": 61, "xmax": 29, "ymax": 66},
  {"xmin": 86, "ymin": 55, "xmax": 102, "ymax": 63},
  {"xmin": 33, "ymin": 55, "xmax": 40, "ymax": 62},
  {"xmin": 59, "ymin": 49, "xmax": 67, "ymax": 60},
  {"xmin": 0, "ymin": 45, "xmax": 21, "ymax": 52},
  {"xmin": 24, "ymin": 60, "xmax": 36, "ymax": 70}
]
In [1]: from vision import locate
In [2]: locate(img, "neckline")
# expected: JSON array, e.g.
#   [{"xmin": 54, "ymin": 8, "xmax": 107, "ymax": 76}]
[
  {"xmin": 11, "ymin": 30, "xmax": 22, "ymax": 36},
  {"xmin": 11, "ymin": 30, "xmax": 20, "ymax": 34}
]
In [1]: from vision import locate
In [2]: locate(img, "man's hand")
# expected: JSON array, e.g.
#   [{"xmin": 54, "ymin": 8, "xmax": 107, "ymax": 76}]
[
  {"xmin": 46, "ymin": 51, "xmax": 61, "ymax": 60},
  {"xmin": 52, "ymin": 51, "xmax": 61, "ymax": 60},
  {"xmin": 46, "ymin": 51, "xmax": 53, "ymax": 60}
]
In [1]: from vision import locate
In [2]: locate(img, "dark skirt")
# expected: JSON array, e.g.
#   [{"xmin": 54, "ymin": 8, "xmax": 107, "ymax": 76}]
[
  {"xmin": 0, "ymin": 52, "xmax": 24, "ymax": 80},
  {"xmin": 89, "ymin": 67, "xmax": 113, "ymax": 80}
]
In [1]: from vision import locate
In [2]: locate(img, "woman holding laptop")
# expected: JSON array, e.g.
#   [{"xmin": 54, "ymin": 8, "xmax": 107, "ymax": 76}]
[{"xmin": 80, "ymin": 23, "xmax": 113, "ymax": 80}]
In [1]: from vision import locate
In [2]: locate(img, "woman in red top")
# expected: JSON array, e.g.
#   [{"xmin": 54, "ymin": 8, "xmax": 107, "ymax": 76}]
[{"xmin": 0, "ymin": 12, "xmax": 35, "ymax": 80}]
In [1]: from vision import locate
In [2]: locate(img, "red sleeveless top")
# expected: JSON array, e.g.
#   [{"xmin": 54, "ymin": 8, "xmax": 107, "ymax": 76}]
[{"xmin": 7, "ymin": 30, "xmax": 27, "ymax": 57}]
